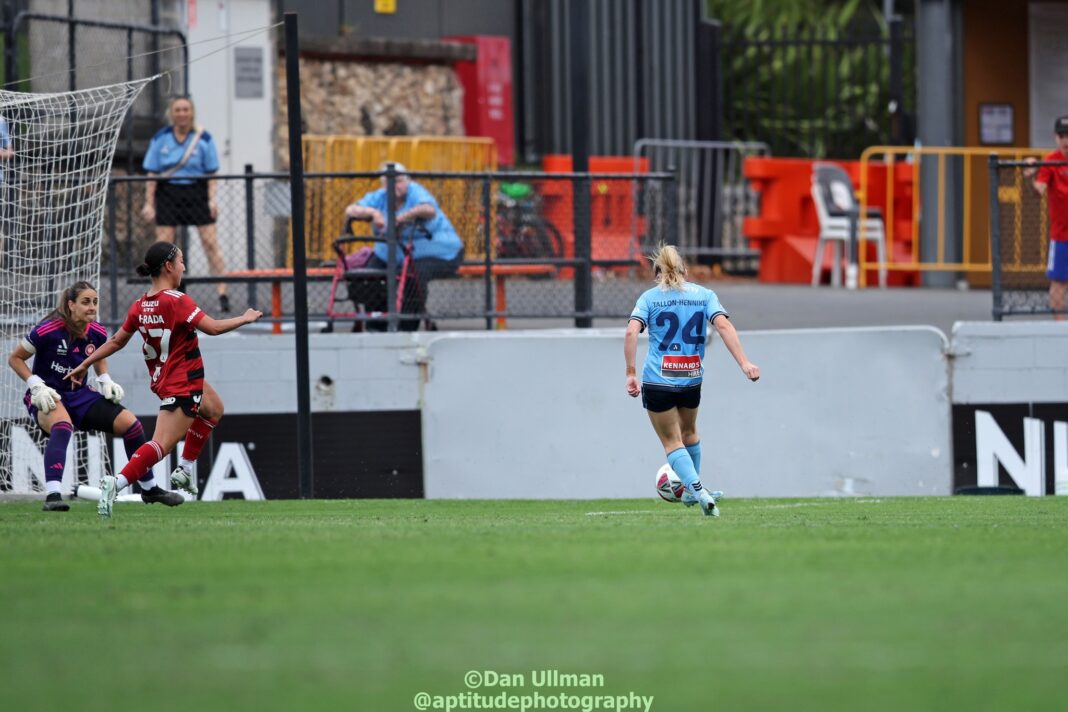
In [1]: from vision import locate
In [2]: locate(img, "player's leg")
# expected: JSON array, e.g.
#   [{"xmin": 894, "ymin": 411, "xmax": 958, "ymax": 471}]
[
  {"xmin": 170, "ymin": 384, "xmax": 223, "ymax": 495},
  {"xmin": 99, "ymin": 405, "xmax": 193, "ymax": 518},
  {"xmin": 36, "ymin": 404, "xmax": 73, "ymax": 511},
  {"xmin": 154, "ymin": 225, "xmax": 177, "ymax": 243},
  {"xmin": 677, "ymin": 404, "xmax": 721, "ymax": 514},
  {"xmin": 104, "ymin": 406, "xmax": 183, "ymax": 506}
]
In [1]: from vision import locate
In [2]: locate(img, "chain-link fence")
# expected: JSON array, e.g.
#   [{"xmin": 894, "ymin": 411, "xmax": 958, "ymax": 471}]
[
  {"xmin": 989, "ymin": 157, "xmax": 1064, "ymax": 320},
  {"xmin": 103, "ymin": 169, "xmax": 678, "ymax": 330}
]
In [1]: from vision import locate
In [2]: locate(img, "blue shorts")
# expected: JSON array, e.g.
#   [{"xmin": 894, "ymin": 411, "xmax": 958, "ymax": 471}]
[
  {"xmin": 23, "ymin": 386, "xmax": 122, "ymax": 434},
  {"xmin": 1048, "ymin": 241, "xmax": 1068, "ymax": 282}
]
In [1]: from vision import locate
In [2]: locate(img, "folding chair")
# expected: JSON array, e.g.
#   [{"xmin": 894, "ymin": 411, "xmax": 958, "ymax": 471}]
[{"xmin": 810, "ymin": 163, "xmax": 887, "ymax": 288}]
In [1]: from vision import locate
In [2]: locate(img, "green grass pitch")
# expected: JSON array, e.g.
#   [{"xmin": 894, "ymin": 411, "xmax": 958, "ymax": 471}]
[{"xmin": 1, "ymin": 497, "xmax": 1066, "ymax": 711}]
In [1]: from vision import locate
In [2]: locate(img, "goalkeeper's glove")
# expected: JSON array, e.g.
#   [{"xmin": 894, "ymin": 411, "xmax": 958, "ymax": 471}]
[
  {"xmin": 95, "ymin": 373, "xmax": 124, "ymax": 404},
  {"xmin": 26, "ymin": 375, "xmax": 61, "ymax": 414}
]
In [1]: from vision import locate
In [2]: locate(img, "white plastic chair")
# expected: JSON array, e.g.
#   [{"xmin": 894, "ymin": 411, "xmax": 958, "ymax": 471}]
[{"xmin": 810, "ymin": 163, "xmax": 887, "ymax": 288}]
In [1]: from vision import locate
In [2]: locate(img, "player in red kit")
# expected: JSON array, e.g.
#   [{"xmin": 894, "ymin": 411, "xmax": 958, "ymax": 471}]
[{"xmin": 67, "ymin": 241, "xmax": 262, "ymax": 518}]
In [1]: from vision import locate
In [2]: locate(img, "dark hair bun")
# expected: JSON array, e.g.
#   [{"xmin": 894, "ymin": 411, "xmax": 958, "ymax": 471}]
[{"xmin": 136, "ymin": 263, "xmax": 152, "ymax": 277}]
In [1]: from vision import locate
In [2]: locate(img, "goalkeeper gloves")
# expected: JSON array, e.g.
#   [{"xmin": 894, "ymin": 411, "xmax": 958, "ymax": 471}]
[
  {"xmin": 26, "ymin": 375, "xmax": 61, "ymax": 414},
  {"xmin": 95, "ymin": 373, "xmax": 125, "ymax": 404}
]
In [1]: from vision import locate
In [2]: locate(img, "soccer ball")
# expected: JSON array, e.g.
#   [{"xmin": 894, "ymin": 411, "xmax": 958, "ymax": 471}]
[{"xmin": 655, "ymin": 463, "xmax": 684, "ymax": 502}]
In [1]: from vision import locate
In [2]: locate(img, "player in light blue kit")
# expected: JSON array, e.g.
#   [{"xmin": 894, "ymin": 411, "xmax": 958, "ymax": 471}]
[
  {"xmin": 624, "ymin": 245, "xmax": 760, "ymax": 516},
  {"xmin": 7, "ymin": 281, "xmax": 182, "ymax": 510}
]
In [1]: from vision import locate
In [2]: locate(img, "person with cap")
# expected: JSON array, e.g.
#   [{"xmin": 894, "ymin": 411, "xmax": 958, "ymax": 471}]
[
  {"xmin": 343, "ymin": 162, "xmax": 464, "ymax": 330},
  {"xmin": 1025, "ymin": 116, "xmax": 1068, "ymax": 319}
]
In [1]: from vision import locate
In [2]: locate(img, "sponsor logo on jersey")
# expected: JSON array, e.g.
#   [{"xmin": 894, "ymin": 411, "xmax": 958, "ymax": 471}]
[
  {"xmin": 141, "ymin": 300, "xmax": 159, "ymax": 307},
  {"xmin": 139, "ymin": 314, "xmax": 165, "ymax": 325},
  {"xmin": 660, "ymin": 355, "xmax": 702, "ymax": 379},
  {"xmin": 50, "ymin": 361, "xmax": 72, "ymax": 376},
  {"xmin": 186, "ymin": 308, "xmax": 201, "ymax": 323},
  {"xmin": 56, "ymin": 338, "xmax": 67, "ymax": 356}
]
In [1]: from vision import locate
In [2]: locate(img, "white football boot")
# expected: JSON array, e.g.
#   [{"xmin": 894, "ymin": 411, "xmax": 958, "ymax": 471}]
[
  {"xmin": 170, "ymin": 465, "xmax": 198, "ymax": 496},
  {"xmin": 98, "ymin": 474, "xmax": 117, "ymax": 519}
]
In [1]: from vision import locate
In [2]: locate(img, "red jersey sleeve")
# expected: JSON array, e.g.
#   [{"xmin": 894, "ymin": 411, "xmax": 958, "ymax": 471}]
[
  {"xmin": 1036, "ymin": 151, "xmax": 1060, "ymax": 186},
  {"xmin": 174, "ymin": 292, "xmax": 207, "ymax": 330},
  {"xmin": 122, "ymin": 298, "xmax": 140, "ymax": 334}
]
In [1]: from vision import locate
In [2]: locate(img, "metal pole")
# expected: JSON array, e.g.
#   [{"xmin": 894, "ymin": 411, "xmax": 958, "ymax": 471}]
[
  {"xmin": 988, "ymin": 154, "xmax": 1003, "ymax": 321},
  {"xmin": 284, "ymin": 12, "xmax": 314, "ymax": 499},
  {"xmin": 888, "ymin": 16, "xmax": 904, "ymax": 145},
  {"xmin": 570, "ymin": 0, "xmax": 592, "ymax": 328},
  {"xmin": 67, "ymin": 0, "xmax": 75, "ymax": 91},
  {"xmin": 107, "ymin": 182, "xmax": 119, "ymax": 328},
  {"xmin": 384, "ymin": 164, "xmax": 398, "ymax": 332},
  {"xmin": 482, "ymin": 174, "xmax": 493, "ymax": 330},
  {"xmin": 244, "ymin": 163, "xmax": 257, "ymax": 309},
  {"xmin": 4, "ymin": 1, "xmax": 16, "ymax": 87}
]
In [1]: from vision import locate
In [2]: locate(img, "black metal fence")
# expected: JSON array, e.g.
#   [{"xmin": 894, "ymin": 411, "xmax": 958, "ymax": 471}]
[
  {"xmin": 720, "ymin": 17, "xmax": 913, "ymax": 159},
  {"xmin": 103, "ymin": 169, "xmax": 677, "ymax": 331},
  {"xmin": 989, "ymin": 157, "xmax": 1064, "ymax": 320}
]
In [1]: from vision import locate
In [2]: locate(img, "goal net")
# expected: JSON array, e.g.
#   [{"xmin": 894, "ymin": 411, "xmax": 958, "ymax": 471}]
[{"xmin": 0, "ymin": 79, "xmax": 151, "ymax": 495}]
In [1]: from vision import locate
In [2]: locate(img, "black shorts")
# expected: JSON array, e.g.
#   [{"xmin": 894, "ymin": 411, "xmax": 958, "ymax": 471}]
[
  {"xmin": 155, "ymin": 181, "xmax": 214, "ymax": 226},
  {"xmin": 79, "ymin": 397, "xmax": 127, "ymax": 434},
  {"xmin": 159, "ymin": 392, "xmax": 203, "ymax": 418},
  {"xmin": 641, "ymin": 384, "xmax": 702, "ymax": 413}
]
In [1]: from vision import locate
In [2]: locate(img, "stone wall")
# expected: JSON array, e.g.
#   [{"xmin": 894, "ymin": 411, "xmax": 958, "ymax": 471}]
[{"xmin": 274, "ymin": 57, "xmax": 465, "ymax": 168}]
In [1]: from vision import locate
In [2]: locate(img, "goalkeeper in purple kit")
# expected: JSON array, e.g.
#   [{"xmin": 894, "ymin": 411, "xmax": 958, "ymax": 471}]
[{"xmin": 7, "ymin": 281, "xmax": 182, "ymax": 510}]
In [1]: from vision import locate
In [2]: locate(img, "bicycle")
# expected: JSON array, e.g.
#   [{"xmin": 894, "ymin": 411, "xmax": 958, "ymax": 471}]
[{"xmin": 493, "ymin": 182, "xmax": 564, "ymax": 264}]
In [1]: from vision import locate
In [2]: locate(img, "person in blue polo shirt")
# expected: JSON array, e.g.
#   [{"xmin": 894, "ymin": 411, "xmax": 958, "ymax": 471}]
[
  {"xmin": 344, "ymin": 163, "xmax": 464, "ymax": 329},
  {"xmin": 141, "ymin": 96, "xmax": 230, "ymax": 312}
]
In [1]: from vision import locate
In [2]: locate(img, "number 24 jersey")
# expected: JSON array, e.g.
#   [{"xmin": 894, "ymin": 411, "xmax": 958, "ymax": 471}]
[
  {"xmin": 629, "ymin": 282, "xmax": 727, "ymax": 389},
  {"xmin": 122, "ymin": 289, "xmax": 206, "ymax": 398}
]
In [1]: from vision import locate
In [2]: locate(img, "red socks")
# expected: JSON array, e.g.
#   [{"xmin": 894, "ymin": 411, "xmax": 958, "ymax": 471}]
[
  {"xmin": 120, "ymin": 440, "xmax": 165, "ymax": 485},
  {"xmin": 181, "ymin": 417, "xmax": 218, "ymax": 462}
]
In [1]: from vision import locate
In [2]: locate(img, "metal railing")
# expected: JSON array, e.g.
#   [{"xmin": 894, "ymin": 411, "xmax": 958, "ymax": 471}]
[
  {"xmin": 103, "ymin": 169, "xmax": 678, "ymax": 331},
  {"xmin": 857, "ymin": 146, "xmax": 1048, "ymax": 285},
  {"xmin": 634, "ymin": 139, "xmax": 767, "ymax": 271},
  {"xmin": 988, "ymin": 156, "xmax": 1064, "ymax": 320}
]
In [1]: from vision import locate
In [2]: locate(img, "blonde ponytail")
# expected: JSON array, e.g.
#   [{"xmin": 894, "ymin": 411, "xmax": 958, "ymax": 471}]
[{"xmin": 650, "ymin": 243, "xmax": 687, "ymax": 290}]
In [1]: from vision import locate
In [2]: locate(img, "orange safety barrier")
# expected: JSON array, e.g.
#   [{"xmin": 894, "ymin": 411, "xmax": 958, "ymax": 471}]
[
  {"xmin": 742, "ymin": 157, "xmax": 918, "ymax": 285},
  {"xmin": 539, "ymin": 155, "xmax": 649, "ymax": 272}
]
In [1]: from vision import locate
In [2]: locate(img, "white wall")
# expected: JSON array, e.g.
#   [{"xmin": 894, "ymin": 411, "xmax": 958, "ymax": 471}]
[
  {"xmin": 951, "ymin": 321, "xmax": 1068, "ymax": 403},
  {"xmin": 104, "ymin": 326, "xmax": 954, "ymax": 499}
]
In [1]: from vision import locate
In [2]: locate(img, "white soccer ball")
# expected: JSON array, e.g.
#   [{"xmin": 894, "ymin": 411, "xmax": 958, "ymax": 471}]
[{"xmin": 655, "ymin": 463, "xmax": 684, "ymax": 502}]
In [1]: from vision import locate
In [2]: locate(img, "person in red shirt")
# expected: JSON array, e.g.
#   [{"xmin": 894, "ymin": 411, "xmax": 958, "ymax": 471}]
[
  {"xmin": 1026, "ymin": 116, "xmax": 1068, "ymax": 319},
  {"xmin": 67, "ymin": 241, "xmax": 262, "ymax": 518}
]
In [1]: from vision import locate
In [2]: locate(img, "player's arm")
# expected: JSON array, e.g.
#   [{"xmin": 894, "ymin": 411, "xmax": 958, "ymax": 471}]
[
  {"xmin": 624, "ymin": 318, "xmax": 643, "ymax": 397},
  {"xmin": 91, "ymin": 359, "xmax": 125, "ymax": 403},
  {"xmin": 711, "ymin": 314, "xmax": 760, "ymax": 382},
  {"xmin": 65, "ymin": 327, "xmax": 134, "ymax": 385},
  {"xmin": 7, "ymin": 343, "xmax": 33, "ymax": 381},
  {"xmin": 10, "ymin": 343, "xmax": 62, "ymax": 412},
  {"xmin": 196, "ymin": 308, "xmax": 263, "ymax": 336}
]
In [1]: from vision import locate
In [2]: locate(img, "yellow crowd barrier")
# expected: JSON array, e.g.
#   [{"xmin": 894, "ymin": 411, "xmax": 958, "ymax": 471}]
[
  {"xmin": 857, "ymin": 146, "xmax": 1047, "ymax": 285},
  {"xmin": 294, "ymin": 136, "xmax": 498, "ymax": 265}
]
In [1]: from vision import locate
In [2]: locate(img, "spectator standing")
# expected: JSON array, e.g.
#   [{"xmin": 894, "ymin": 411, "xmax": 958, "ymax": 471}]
[{"xmin": 141, "ymin": 96, "xmax": 229, "ymax": 312}]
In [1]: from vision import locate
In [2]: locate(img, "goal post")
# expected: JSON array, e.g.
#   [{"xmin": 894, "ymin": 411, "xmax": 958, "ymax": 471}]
[{"xmin": 0, "ymin": 78, "xmax": 152, "ymax": 494}]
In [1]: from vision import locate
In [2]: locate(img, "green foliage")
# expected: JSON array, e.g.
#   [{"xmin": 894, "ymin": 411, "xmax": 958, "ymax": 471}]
[{"xmin": 707, "ymin": 0, "xmax": 913, "ymax": 159}]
